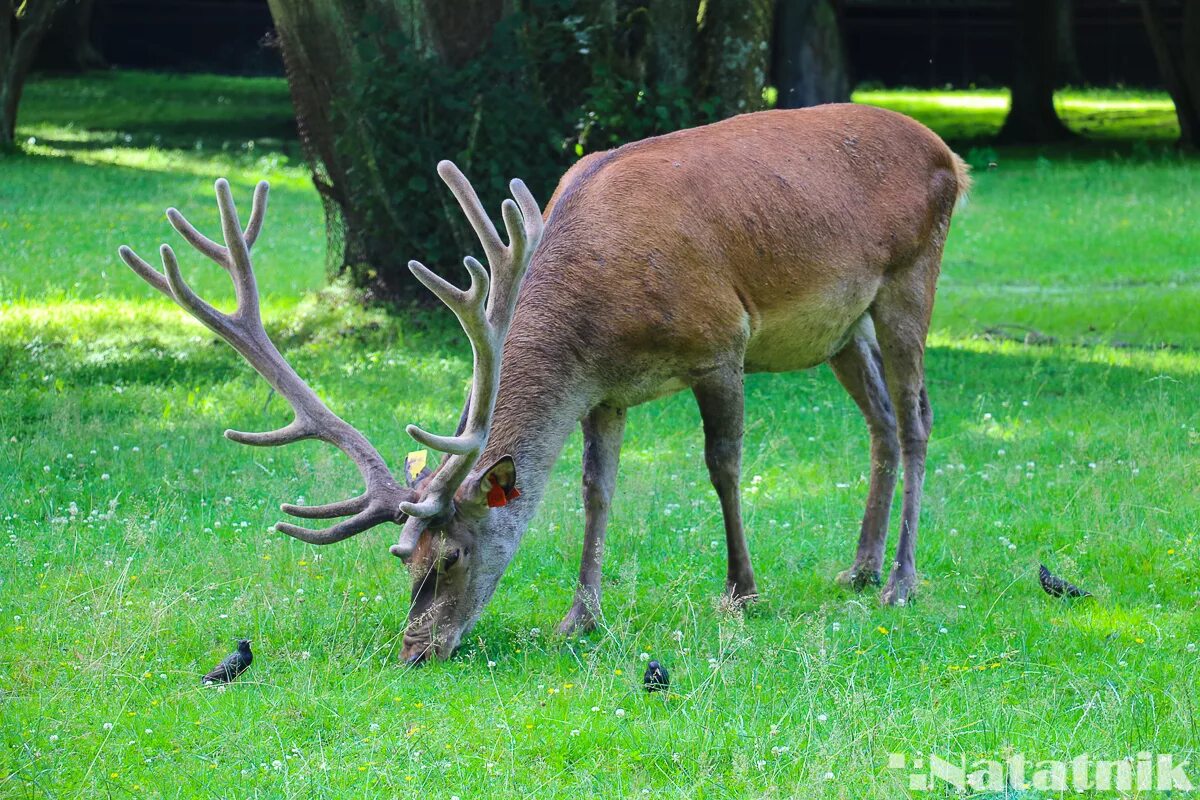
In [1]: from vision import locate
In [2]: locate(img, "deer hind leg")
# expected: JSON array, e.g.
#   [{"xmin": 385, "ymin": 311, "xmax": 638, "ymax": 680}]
[
  {"xmin": 693, "ymin": 366, "xmax": 759, "ymax": 603},
  {"xmin": 829, "ymin": 317, "xmax": 900, "ymax": 591},
  {"xmin": 557, "ymin": 404, "xmax": 626, "ymax": 635},
  {"xmin": 871, "ymin": 245, "xmax": 943, "ymax": 606}
]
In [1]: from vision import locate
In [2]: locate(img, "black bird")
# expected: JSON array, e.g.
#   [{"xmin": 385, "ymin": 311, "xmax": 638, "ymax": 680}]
[
  {"xmin": 202, "ymin": 639, "xmax": 253, "ymax": 684},
  {"xmin": 643, "ymin": 659, "xmax": 669, "ymax": 693},
  {"xmin": 1039, "ymin": 564, "xmax": 1091, "ymax": 598}
]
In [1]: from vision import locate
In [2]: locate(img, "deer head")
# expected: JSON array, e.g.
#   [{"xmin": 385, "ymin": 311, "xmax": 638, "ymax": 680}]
[
  {"xmin": 119, "ymin": 162, "xmax": 542, "ymax": 663},
  {"xmin": 390, "ymin": 161, "xmax": 543, "ymax": 662}
]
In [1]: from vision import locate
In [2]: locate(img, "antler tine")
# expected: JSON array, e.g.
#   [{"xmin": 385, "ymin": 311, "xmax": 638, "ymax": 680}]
[
  {"xmin": 118, "ymin": 179, "xmax": 413, "ymax": 546},
  {"xmin": 397, "ymin": 162, "xmax": 542, "ymax": 527}
]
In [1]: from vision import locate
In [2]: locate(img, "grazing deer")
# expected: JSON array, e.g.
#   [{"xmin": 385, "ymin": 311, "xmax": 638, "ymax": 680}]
[{"xmin": 120, "ymin": 103, "xmax": 969, "ymax": 663}]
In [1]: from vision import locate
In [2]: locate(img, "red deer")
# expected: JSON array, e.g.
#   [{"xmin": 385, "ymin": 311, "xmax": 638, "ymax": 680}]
[{"xmin": 120, "ymin": 104, "xmax": 969, "ymax": 663}]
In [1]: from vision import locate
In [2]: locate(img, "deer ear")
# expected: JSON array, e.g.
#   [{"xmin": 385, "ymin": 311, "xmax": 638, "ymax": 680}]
[{"xmin": 465, "ymin": 455, "xmax": 519, "ymax": 509}]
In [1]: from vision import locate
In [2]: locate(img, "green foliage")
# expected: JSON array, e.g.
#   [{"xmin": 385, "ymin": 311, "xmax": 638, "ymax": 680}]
[
  {"xmin": 2, "ymin": 74, "xmax": 1199, "ymax": 796},
  {"xmin": 331, "ymin": 10, "xmax": 563, "ymax": 293},
  {"xmin": 330, "ymin": 3, "xmax": 722, "ymax": 297}
]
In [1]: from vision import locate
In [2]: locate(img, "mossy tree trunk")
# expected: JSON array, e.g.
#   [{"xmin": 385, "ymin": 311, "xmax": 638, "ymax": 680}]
[
  {"xmin": 266, "ymin": 0, "xmax": 781, "ymax": 300},
  {"xmin": 698, "ymin": 0, "xmax": 774, "ymax": 117},
  {"xmin": 771, "ymin": 0, "xmax": 848, "ymax": 109}
]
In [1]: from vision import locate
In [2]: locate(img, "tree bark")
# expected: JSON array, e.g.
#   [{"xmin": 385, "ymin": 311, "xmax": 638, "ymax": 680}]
[
  {"xmin": 646, "ymin": 0, "xmax": 700, "ymax": 89},
  {"xmin": 1140, "ymin": 0, "xmax": 1200, "ymax": 149},
  {"xmin": 2, "ymin": 0, "xmax": 69, "ymax": 148},
  {"xmin": 420, "ymin": 0, "xmax": 502, "ymax": 68},
  {"xmin": 771, "ymin": 0, "xmax": 848, "ymax": 109},
  {"xmin": 1054, "ymin": 0, "xmax": 1082, "ymax": 86},
  {"xmin": 699, "ymin": 0, "xmax": 775, "ymax": 117},
  {"xmin": 997, "ymin": 0, "xmax": 1073, "ymax": 143},
  {"xmin": 37, "ymin": 0, "xmax": 106, "ymax": 71}
]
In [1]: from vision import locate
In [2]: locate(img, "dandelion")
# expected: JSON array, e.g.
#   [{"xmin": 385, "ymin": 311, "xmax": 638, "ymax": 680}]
[{"xmin": 877, "ymin": 626, "xmax": 889, "ymax": 635}]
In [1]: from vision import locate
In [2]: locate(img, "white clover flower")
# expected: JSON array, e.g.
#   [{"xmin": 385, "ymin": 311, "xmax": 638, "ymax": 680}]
[
  {"xmin": 570, "ymin": 729, "xmax": 580, "ymax": 737},
  {"xmin": 817, "ymin": 713, "xmax": 828, "ymax": 722},
  {"xmin": 614, "ymin": 708, "xmax": 625, "ymax": 717},
  {"xmin": 103, "ymin": 722, "xmax": 113, "ymax": 731},
  {"xmin": 487, "ymin": 660, "xmax": 496, "ymax": 668},
  {"xmin": 639, "ymin": 652, "xmax": 649, "ymax": 661},
  {"xmin": 49, "ymin": 734, "xmax": 58, "ymax": 743},
  {"xmin": 824, "ymin": 771, "xmax": 835, "ymax": 781}
]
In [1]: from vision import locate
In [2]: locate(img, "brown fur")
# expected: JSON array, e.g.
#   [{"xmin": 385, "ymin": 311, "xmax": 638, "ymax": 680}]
[{"xmin": 400, "ymin": 104, "xmax": 968, "ymax": 660}]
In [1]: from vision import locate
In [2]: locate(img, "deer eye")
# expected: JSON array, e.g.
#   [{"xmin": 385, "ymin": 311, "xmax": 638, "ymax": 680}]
[{"xmin": 438, "ymin": 549, "xmax": 461, "ymax": 572}]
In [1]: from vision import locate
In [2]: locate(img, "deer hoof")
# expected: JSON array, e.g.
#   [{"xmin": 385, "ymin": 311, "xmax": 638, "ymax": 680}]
[
  {"xmin": 556, "ymin": 605, "xmax": 598, "ymax": 636},
  {"xmin": 880, "ymin": 572, "xmax": 916, "ymax": 606},
  {"xmin": 836, "ymin": 567, "xmax": 882, "ymax": 592}
]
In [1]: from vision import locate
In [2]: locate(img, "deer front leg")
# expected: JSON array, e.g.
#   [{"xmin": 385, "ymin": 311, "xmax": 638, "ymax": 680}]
[
  {"xmin": 557, "ymin": 404, "xmax": 626, "ymax": 635},
  {"xmin": 693, "ymin": 368, "xmax": 758, "ymax": 603}
]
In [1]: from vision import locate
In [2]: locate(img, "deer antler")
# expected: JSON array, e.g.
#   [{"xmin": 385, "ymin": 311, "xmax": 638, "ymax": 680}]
[
  {"xmin": 391, "ymin": 161, "xmax": 542, "ymax": 556},
  {"xmin": 119, "ymin": 179, "xmax": 412, "ymax": 544}
]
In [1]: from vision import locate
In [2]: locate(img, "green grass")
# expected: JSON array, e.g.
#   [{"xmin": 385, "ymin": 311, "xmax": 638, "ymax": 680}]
[{"xmin": 1, "ymin": 72, "xmax": 1198, "ymax": 798}]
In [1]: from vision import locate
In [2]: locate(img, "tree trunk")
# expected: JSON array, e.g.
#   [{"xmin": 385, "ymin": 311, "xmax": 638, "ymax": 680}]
[
  {"xmin": 646, "ymin": 0, "xmax": 700, "ymax": 89},
  {"xmin": 772, "ymin": 0, "xmax": 848, "ymax": 109},
  {"xmin": 1140, "ymin": 0, "xmax": 1200, "ymax": 149},
  {"xmin": 998, "ymin": 0, "xmax": 1073, "ymax": 143},
  {"xmin": 420, "ymin": 0, "xmax": 502, "ymax": 68},
  {"xmin": 1054, "ymin": 0, "xmax": 1082, "ymax": 86},
  {"xmin": 699, "ymin": 0, "xmax": 775, "ymax": 117},
  {"xmin": 1, "ymin": 0, "xmax": 68, "ymax": 148},
  {"xmin": 1, "ymin": 8, "xmax": 12, "ymax": 147},
  {"xmin": 37, "ymin": 0, "xmax": 106, "ymax": 71}
]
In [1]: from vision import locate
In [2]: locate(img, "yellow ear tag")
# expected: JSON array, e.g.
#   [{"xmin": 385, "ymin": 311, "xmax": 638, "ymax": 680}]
[{"xmin": 405, "ymin": 449, "xmax": 428, "ymax": 482}]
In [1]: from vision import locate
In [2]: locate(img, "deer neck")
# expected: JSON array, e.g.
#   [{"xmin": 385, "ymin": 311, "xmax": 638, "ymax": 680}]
[{"xmin": 478, "ymin": 325, "xmax": 592, "ymax": 533}]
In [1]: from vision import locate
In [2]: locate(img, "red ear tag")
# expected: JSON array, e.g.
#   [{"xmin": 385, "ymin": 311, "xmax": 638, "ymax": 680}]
[
  {"xmin": 486, "ymin": 482, "xmax": 508, "ymax": 508},
  {"xmin": 505, "ymin": 487, "xmax": 521, "ymax": 502}
]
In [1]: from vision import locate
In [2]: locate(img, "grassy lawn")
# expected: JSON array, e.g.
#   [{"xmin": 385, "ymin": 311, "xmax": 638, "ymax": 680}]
[{"xmin": 1, "ymin": 72, "xmax": 1198, "ymax": 797}]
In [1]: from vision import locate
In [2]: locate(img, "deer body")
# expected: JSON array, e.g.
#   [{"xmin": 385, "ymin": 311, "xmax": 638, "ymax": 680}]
[
  {"xmin": 121, "ymin": 103, "xmax": 967, "ymax": 665},
  {"xmin": 421, "ymin": 104, "xmax": 967, "ymax": 654}
]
